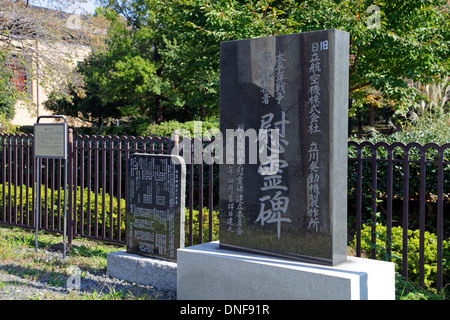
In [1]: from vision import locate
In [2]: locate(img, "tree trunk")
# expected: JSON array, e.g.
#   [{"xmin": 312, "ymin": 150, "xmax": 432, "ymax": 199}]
[
  {"xmin": 154, "ymin": 45, "xmax": 164, "ymax": 124},
  {"xmin": 155, "ymin": 95, "xmax": 163, "ymax": 124},
  {"xmin": 200, "ymin": 105, "xmax": 206, "ymax": 121},
  {"xmin": 368, "ymin": 104, "xmax": 376, "ymax": 128}
]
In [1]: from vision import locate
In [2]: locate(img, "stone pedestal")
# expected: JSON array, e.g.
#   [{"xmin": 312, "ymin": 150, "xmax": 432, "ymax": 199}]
[
  {"xmin": 107, "ymin": 250, "xmax": 177, "ymax": 291},
  {"xmin": 177, "ymin": 241, "xmax": 395, "ymax": 300}
]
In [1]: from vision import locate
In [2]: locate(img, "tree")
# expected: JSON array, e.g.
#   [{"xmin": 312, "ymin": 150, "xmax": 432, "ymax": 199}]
[
  {"xmin": 93, "ymin": 11, "xmax": 168, "ymax": 123},
  {"xmin": 0, "ymin": 0, "xmax": 109, "ymax": 119},
  {"xmin": 44, "ymin": 56, "xmax": 123, "ymax": 129},
  {"xmin": 195, "ymin": 0, "xmax": 450, "ymax": 118},
  {"xmin": 93, "ymin": 0, "xmax": 449, "ymax": 125},
  {"xmin": 94, "ymin": 0, "xmax": 236, "ymax": 123},
  {"xmin": 0, "ymin": 51, "xmax": 22, "ymax": 119}
]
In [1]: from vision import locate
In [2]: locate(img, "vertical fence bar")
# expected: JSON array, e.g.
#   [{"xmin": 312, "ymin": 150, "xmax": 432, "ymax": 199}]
[
  {"xmin": 68, "ymin": 128, "xmax": 74, "ymax": 244},
  {"xmin": 13, "ymin": 136, "xmax": 18, "ymax": 225},
  {"xmin": 63, "ymin": 139, "xmax": 68, "ymax": 256},
  {"xmin": 94, "ymin": 137, "xmax": 99, "ymax": 238},
  {"xmin": 35, "ymin": 157, "xmax": 41, "ymax": 252},
  {"xmin": 25, "ymin": 136, "xmax": 31, "ymax": 226},
  {"xmin": 356, "ymin": 145, "xmax": 363, "ymax": 257},
  {"xmin": 198, "ymin": 138, "xmax": 204, "ymax": 244},
  {"xmin": 38, "ymin": 157, "xmax": 43, "ymax": 231},
  {"xmin": 370, "ymin": 145, "xmax": 378, "ymax": 259},
  {"xmin": 189, "ymin": 138, "xmax": 194, "ymax": 246},
  {"xmin": 44, "ymin": 158, "xmax": 48, "ymax": 230},
  {"xmin": 386, "ymin": 146, "xmax": 393, "ymax": 261},
  {"xmin": 79, "ymin": 137, "xmax": 85, "ymax": 236},
  {"xmin": 57, "ymin": 158, "xmax": 62, "ymax": 231},
  {"xmin": 2, "ymin": 135, "xmax": 6, "ymax": 222},
  {"xmin": 436, "ymin": 147, "xmax": 444, "ymax": 291},
  {"xmin": 73, "ymin": 131, "xmax": 78, "ymax": 239},
  {"xmin": 19, "ymin": 136, "xmax": 24, "ymax": 226},
  {"xmin": 32, "ymin": 154, "xmax": 36, "ymax": 233},
  {"xmin": 209, "ymin": 161, "xmax": 214, "ymax": 242},
  {"xmin": 124, "ymin": 137, "xmax": 131, "ymax": 241},
  {"xmin": 419, "ymin": 148, "xmax": 426, "ymax": 286},
  {"xmin": 102, "ymin": 138, "xmax": 107, "ymax": 239},
  {"xmin": 87, "ymin": 137, "xmax": 92, "ymax": 236},
  {"xmin": 149, "ymin": 139, "xmax": 154, "ymax": 154},
  {"xmin": 8, "ymin": 136, "xmax": 12, "ymax": 223},
  {"xmin": 402, "ymin": 147, "xmax": 410, "ymax": 281},
  {"xmin": 50, "ymin": 159, "xmax": 55, "ymax": 230},
  {"xmin": 116, "ymin": 137, "xmax": 123, "ymax": 242},
  {"xmin": 109, "ymin": 137, "xmax": 114, "ymax": 240}
]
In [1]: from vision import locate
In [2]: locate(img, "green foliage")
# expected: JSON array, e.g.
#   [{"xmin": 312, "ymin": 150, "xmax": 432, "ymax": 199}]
[
  {"xmin": 44, "ymin": 58, "xmax": 124, "ymax": 129},
  {"xmin": 348, "ymin": 130, "xmax": 450, "ymax": 203},
  {"xmin": 139, "ymin": 119, "xmax": 220, "ymax": 137},
  {"xmin": 81, "ymin": 117, "xmax": 221, "ymax": 138},
  {"xmin": 0, "ymin": 183, "xmax": 217, "ymax": 246},
  {"xmin": 352, "ymin": 223, "xmax": 450, "ymax": 288},
  {"xmin": 352, "ymin": 97, "xmax": 450, "ymax": 145},
  {"xmin": 0, "ymin": 114, "xmax": 18, "ymax": 134},
  {"xmin": 0, "ymin": 184, "xmax": 126, "ymax": 240},
  {"xmin": 347, "ymin": 132, "xmax": 450, "ymax": 240},
  {"xmin": 0, "ymin": 92, "xmax": 17, "ymax": 121},
  {"xmin": 185, "ymin": 207, "xmax": 219, "ymax": 246},
  {"xmin": 74, "ymin": 186, "xmax": 127, "ymax": 239},
  {"xmin": 0, "ymin": 57, "xmax": 21, "ymax": 121},
  {"xmin": 396, "ymin": 272, "xmax": 448, "ymax": 300},
  {"xmin": 47, "ymin": 0, "xmax": 448, "ymax": 127}
]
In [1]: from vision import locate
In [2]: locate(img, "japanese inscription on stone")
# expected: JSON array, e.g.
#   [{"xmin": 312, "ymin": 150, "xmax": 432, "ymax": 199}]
[
  {"xmin": 219, "ymin": 30, "xmax": 349, "ymax": 266},
  {"xmin": 126, "ymin": 154, "xmax": 186, "ymax": 262}
]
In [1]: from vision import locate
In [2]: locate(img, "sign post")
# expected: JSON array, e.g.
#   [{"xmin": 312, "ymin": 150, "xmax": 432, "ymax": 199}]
[{"xmin": 33, "ymin": 116, "xmax": 69, "ymax": 257}]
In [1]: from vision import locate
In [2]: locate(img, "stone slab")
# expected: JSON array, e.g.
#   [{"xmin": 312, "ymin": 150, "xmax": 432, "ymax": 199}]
[
  {"xmin": 107, "ymin": 250, "xmax": 177, "ymax": 292},
  {"xmin": 126, "ymin": 153, "xmax": 186, "ymax": 262},
  {"xmin": 177, "ymin": 241, "xmax": 395, "ymax": 300},
  {"xmin": 219, "ymin": 29, "xmax": 350, "ymax": 266}
]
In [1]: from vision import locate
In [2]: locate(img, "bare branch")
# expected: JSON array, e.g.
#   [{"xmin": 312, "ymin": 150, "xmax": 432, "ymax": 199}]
[{"xmin": 0, "ymin": 0, "xmax": 108, "ymax": 103}]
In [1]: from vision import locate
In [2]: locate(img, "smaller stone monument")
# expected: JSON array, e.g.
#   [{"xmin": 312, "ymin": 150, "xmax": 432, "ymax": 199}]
[
  {"xmin": 107, "ymin": 153, "xmax": 186, "ymax": 291},
  {"xmin": 126, "ymin": 153, "xmax": 186, "ymax": 261}
]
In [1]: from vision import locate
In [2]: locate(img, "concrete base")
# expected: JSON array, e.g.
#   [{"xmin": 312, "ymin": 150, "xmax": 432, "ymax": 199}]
[
  {"xmin": 107, "ymin": 250, "xmax": 177, "ymax": 291},
  {"xmin": 177, "ymin": 241, "xmax": 395, "ymax": 300}
]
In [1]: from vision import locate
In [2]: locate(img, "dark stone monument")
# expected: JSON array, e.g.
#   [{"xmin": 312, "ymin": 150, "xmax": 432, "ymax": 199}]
[
  {"xmin": 219, "ymin": 29, "xmax": 349, "ymax": 266},
  {"xmin": 126, "ymin": 153, "xmax": 186, "ymax": 262}
]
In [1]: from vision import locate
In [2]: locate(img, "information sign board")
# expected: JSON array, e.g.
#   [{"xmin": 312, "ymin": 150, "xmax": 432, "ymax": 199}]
[{"xmin": 33, "ymin": 123, "xmax": 67, "ymax": 159}]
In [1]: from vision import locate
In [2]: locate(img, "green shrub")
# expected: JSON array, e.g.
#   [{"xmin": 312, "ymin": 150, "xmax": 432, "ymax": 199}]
[
  {"xmin": 347, "ymin": 132, "xmax": 450, "ymax": 236},
  {"xmin": 351, "ymin": 223, "xmax": 450, "ymax": 288},
  {"xmin": 0, "ymin": 184, "xmax": 218, "ymax": 246},
  {"xmin": 348, "ymin": 133, "xmax": 450, "ymax": 201},
  {"xmin": 0, "ymin": 184, "xmax": 127, "ymax": 239},
  {"xmin": 185, "ymin": 207, "xmax": 219, "ymax": 246},
  {"xmin": 139, "ymin": 119, "xmax": 220, "ymax": 138},
  {"xmin": 74, "ymin": 186, "xmax": 127, "ymax": 239}
]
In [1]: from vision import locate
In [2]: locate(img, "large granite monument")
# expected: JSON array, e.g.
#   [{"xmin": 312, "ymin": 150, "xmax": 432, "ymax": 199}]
[
  {"xmin": 219, "ymin": 29, "xmax": 349, "ymax": 266},
  {"xmin": 178, "ymin": 30, "xmax": 395, "ymax": 300},
  {"xmin": 126, "ymin": 153, "xmax": 186, "ymax": 262}
]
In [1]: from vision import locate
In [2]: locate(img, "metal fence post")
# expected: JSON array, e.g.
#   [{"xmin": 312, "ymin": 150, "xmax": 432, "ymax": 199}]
[{"xmin": 68, "ymin": 128, "xmax": 74, "ymax": 245}]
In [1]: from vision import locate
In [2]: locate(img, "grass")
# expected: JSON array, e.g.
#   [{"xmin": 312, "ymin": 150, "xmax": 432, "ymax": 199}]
[
  {"xmin": 0, "ymin": 225, "xmax": 172, "ymax": 300},
  {"xmin": 395, "ymin": 273, "xmax": 449, "ymax": 300},
  {"xmin": 1, "ymin": 225, "xmax": 447, "ymax": 300}
]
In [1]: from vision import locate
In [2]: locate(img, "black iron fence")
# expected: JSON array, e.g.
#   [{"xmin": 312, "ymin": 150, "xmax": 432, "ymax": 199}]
[
  {"xmin": 0, "ymin": 131, "xmax": 217, "ymax": 245},
  {"xmin": 348, "ymin": 141, "xmax": 450, "ymax": 290},
  {"xmin": 0, "ymin": 132, "xmax": 448, "ymax": 290}
]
